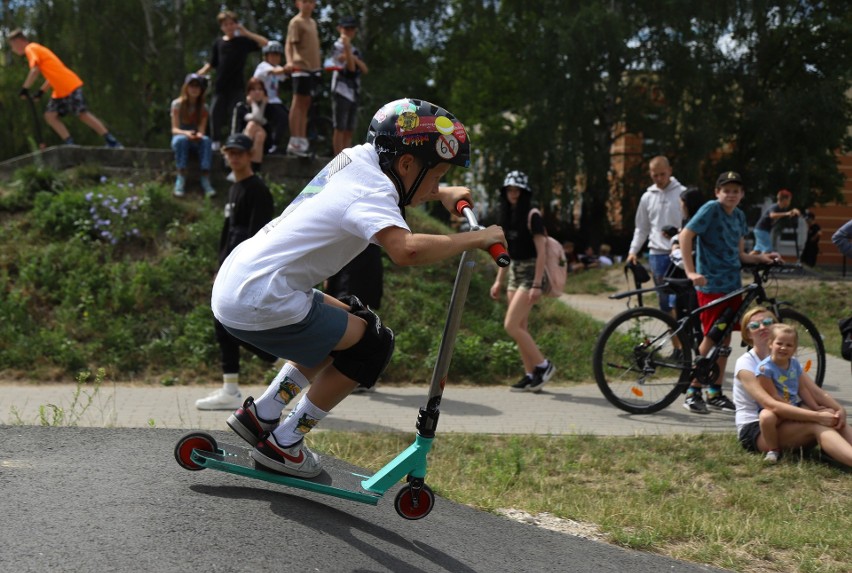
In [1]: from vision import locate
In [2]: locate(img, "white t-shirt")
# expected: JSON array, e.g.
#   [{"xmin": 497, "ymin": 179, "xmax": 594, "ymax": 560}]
[
  {"xmin": 733, "ymin": 349, "xmax": 763, "ymax": 433},
  {"xmin": 253, "ymin": 61, "xmax": 283, "ymax": 105},
  {"xmin": 212, "ymin": 143, "xmax": 408, "ymax": 330}
]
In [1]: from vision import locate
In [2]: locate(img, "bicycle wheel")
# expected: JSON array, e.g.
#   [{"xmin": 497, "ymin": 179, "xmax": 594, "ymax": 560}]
[
  {"xmin": 308, "ymin": 115, "xmax": 334, "ymax": 158},
  {"xmin": 777, "ymin": 308, "xmax": 826, "ymax": 387},
  {"xmin": 593, "ymin": 307, "xmax": 693, "ymax": 414}
]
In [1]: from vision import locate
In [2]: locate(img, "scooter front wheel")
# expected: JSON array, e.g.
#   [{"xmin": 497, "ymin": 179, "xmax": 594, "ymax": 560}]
[
  {"xmin": 394, "ymin": 483, "xmax": 435, "ymax": 520},
  {"xmin": 174, "ymin": 431, "xmax": 218, "ymax": 471}
]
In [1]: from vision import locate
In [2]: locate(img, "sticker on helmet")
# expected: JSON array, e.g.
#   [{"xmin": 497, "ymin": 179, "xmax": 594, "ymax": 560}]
[
  {"xmin": 397, "ymin": 111, "xmax": 419, "ymax": 132},
  {"xmin": 436, "ymin": 134, "xmax": 459, "ymax": 159},
  {"xmin": 435, "ymin": 116, "xmax": 454, "ymax": 135}
]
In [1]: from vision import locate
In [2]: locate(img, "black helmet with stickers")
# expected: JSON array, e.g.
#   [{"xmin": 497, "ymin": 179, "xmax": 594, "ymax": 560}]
[
  {"xmin": 501, "ymin": 170, "xmax": 531, "ymax": 194},
  {"xmin": 366, "ymin": 98, "xmax": 470, "ymax": 207}
]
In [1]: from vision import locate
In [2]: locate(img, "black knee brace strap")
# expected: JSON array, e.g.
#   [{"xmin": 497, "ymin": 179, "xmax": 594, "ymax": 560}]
[{"xmin": 331, "ymin": 307, "xmax": 394, "ymax": 388}]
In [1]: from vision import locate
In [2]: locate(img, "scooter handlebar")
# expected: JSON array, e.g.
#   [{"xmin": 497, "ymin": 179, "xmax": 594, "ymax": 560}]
[{"xmin": 455, "ymin": 200, "xmax": 511, "ymax": 267}]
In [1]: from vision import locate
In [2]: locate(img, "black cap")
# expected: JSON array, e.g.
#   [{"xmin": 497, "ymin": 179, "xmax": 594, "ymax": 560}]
[
  {"xmin": 222, "ymin": 133, "xmax": 253, "ymax": 152},
  {"xmin": 716, "ymin": 171, "xmax": 743, "ymax": 187},
  {"xmin": 339, "ymin": 15, "xmax": 358, "ymax": 28}
]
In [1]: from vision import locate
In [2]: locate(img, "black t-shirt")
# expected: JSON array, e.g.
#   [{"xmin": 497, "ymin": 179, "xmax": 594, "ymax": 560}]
[
  {"xmin": 506, "ymin": 209, "xmax": 545, "ymax": 261},
  {"xmin": 210, "ymin": 36, "xmax": 261, "ymax": 93},
  {"xmin": 218, "ymin": 174, "xmax": 274, "ymax": 266}
]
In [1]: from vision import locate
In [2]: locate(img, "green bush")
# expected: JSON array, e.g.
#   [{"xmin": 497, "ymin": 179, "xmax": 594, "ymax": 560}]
[{"xmin": 0, "ymin": 183, "xmax": 599, "ymax": 384}]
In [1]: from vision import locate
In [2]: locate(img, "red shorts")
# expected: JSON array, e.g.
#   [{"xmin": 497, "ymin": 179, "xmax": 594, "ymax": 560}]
[{"xmin": 696, "ymin": 291, "xmax": 743, "ymax": 336}]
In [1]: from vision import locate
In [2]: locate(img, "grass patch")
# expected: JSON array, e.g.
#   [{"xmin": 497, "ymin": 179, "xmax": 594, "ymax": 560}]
[{"xmin": 310, "ymin": 430, "xmax": 852, "ymax": 573}]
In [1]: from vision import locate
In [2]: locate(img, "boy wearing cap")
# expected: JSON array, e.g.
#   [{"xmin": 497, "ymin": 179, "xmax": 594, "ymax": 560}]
[
  {"xmin": 7, "ymin": 29, "xmax": 122, "ymax": 148},
  {"xmin": 197, "ymin": 133, "xmax": 279, "ymax": 410},
  {"xmin": 329, "ymin": 16, "xmax": 369, "ymax": 155},
  {"xmin": 751, "ymin": 189, "xmax": 800, "ymax": 254},
  {"xmin": 252, "ymin": 41, "xmax": 289, "ymax": 154},
  {"xmin": 678, "ymin": 171, "xmax": 779, "ymax": 414}
]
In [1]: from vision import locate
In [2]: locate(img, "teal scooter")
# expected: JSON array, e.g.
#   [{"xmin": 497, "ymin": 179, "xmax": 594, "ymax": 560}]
[{"xmin": 174, "ymin": 200, "xmax": 509, "ymax": 519}]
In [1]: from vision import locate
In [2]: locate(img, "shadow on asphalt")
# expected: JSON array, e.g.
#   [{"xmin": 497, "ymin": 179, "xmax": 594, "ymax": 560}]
[{"xmin": 191, "ymin": 484, "xmax": 479, "ymax": 573}]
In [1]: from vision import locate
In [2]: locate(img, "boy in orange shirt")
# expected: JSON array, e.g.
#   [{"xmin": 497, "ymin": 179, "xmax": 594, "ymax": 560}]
[{"xmin": 8, "ymin": 29, "xmax": 122, "ymax": 148}]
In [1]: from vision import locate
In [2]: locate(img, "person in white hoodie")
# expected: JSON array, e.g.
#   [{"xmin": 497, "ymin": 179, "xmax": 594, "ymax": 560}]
[{"xmin": 626, "ymin": 155, "xmax": 686, "ymax": 314}]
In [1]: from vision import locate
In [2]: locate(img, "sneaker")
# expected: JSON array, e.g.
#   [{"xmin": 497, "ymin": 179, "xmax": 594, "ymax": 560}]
[
  {"xmin": 683, "ymin": 391, "xmax": 710, "ymax": 414},
  {"xmin": 251, "ymin": 434, "xmax": 322, "ymax": 478},
  {"xmin": 528, "ymin": 360, "xmax": 556, "ymax": 393},
  {"xmin": 707, "ymin": 392, "xmax": 736, "ymax": 412},
  {"xmin": 764, "ymin": 450, "xmax": 780, "ymax": 464},
  {"xmin": 226, "ymin": 397, "xmax": 279, "ymax": 446},
  {"xmin": 351, "ymin": 385, "xmax": 377, "ymax": 394},
  {"xmin": 510, "ymin": 374, "xmax": 534, "ymax": 392},
  {"xmin": 173, "ymin": 175, "xmax": 186, "ymax": 198},
  {"xmin": 105, "ymin": 136, "xmax": 124, "ymax": 149},
  {"xmin": 287, "ymin": 139, "xmax": 311, "ymax": 158},
  {"xmin": 200, "ymin": 177, "xmax": 216, "ymax": 198},
  {"xmin": 195, "ymin": 388, "xmax": 242, "ymax": 411}
]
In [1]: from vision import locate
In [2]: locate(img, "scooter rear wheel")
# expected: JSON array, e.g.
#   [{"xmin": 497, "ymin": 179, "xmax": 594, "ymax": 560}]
[
  {"xmin": 394, "ymin": 483, "xmax": 435, "ymax": 520},
  {"xmin": 174, "ymin": 432, "xmax": 218, "ymax": 471}
]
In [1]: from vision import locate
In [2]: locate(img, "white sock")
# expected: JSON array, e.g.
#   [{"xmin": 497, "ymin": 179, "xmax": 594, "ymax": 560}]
[
  {"xmin": 254, "ymin": 363, "xmax": 309, "ymax": 421},
  {"xmin": 272, "ymin": 395, "xmax": 327, "ymax": 447},
  {"xmin": 222, "ymin": 373, "xmax": 239, "ymax": 395},
  {"xmin": 536, "ymin": 359, "xmax": 550, "ymax": 370}
]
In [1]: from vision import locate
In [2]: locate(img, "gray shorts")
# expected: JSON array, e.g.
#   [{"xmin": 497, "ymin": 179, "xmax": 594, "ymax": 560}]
[
  {"xmin": 332, "ymin": 93, "xmax": 358, "ymax": 131},
  {"xmin": 221, "ymin": 290, "xmax": 349, "ymax": 368}
]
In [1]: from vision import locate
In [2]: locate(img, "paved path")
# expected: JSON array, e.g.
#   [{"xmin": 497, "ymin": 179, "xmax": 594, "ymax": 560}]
[{"xmin": 1, "ymin": 293, "xmax": 849, "ymax": 434}]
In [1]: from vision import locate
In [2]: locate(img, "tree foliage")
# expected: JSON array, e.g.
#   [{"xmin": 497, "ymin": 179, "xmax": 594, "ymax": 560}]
[{"xmin": 1, "ymin": 0, "xmax": 850, "ymax": 245}]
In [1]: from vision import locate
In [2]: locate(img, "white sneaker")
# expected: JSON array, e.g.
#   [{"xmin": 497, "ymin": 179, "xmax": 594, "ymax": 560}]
[
  {"xmin": 195, "ymin": 388, "xmax": 243, "ymax": 411},
  {"xmin": 351, "ymin": 385, "xmax": 377, "ymax": 394},
  {"xmin": 251, "ymin": 435, "xmax": 322, "ymax": 478},
  {"xmin": 287, "ymin": 139, "xmax": 311, "ymax": 158}
]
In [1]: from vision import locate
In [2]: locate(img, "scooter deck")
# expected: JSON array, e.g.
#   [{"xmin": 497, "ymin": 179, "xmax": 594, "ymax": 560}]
[{"xmin": 191, "ymin": 441, "xmax": 383, "ymax": 505}]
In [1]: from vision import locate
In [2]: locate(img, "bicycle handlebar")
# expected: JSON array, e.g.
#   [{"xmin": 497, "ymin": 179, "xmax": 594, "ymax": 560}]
[{"xmin": 455, "ymin": 200, "xmax": 510, "ymax": 267}]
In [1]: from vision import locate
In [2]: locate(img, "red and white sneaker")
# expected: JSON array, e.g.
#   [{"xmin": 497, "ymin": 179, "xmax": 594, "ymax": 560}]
[
  {"xmin": 251, "ymin": 434, "xmax": 322, "ymax": 478},
  {"xmin": 226, "ymin": 397, "xmax": 278, "ymax": 446}
]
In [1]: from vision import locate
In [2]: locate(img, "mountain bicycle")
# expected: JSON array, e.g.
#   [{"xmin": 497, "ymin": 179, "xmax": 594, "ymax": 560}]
[{"xmin": 592, "ymin": 262, "xmax": 826, "ymax": 414}]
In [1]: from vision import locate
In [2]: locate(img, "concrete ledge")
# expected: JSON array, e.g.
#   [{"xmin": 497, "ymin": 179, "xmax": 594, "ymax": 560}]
[{"xmin": 0, "ymin": 146, "xmax": 327, "ymax": 191}]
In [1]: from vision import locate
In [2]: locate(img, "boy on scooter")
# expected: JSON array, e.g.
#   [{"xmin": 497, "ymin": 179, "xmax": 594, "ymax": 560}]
[{"xmin": 211, "ymin": 98, "xmax": 506, "ymax": 477}]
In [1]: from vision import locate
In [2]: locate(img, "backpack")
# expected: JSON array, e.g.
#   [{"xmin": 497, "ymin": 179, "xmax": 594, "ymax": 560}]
[{"xmin": 527, "ymin": 209, "xmax": 567, "ymax": 297}]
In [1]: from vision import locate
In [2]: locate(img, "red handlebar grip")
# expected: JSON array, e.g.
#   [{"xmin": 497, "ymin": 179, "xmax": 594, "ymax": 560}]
[
  {"xmin": 455, "ymin": 199, "xmax": 472, "ymax": 215},
  {"xmin": 489, "ymin": 243, "xmax": 511, "ymax": 267}
]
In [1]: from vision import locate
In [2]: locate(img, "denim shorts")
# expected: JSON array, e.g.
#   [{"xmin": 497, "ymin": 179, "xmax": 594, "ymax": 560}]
[
  {"xmin": 221, "ymin": 290, "xmax": 349, "ymax": 368},
  {"xmin": 753, "ymin": 229, "xmax": 772, "ymax": 253}
]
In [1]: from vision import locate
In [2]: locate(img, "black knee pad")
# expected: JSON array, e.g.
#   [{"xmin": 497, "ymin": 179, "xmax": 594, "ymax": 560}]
[
  {"xmin": 338, "ymin": 294, "xmax": 366, "ymax": 313},
  {"xmin": 708, "ymin": 307, "xmax": 736, "ymax": 344},
  {"xmin": 331, "ymin": 308, "xmax": 394, "ymax": 388}
]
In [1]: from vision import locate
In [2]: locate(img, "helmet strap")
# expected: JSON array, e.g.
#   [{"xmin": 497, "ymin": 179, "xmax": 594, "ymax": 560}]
[{"xmin": 386, "ymin": 159, "xmax": 431, "ymax": 210}]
